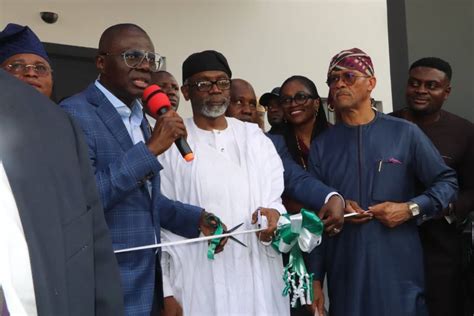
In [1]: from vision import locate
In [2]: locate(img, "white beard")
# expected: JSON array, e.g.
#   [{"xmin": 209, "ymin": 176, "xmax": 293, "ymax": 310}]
[{"xmin": 200, "ymin": 99, "xmax": 229, "ymax": 118}]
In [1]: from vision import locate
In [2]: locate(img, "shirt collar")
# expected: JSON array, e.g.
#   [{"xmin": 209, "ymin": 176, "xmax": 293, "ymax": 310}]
[{"xmin": 94, "ymin": 80, "xmax": 143, "ymax": 124}]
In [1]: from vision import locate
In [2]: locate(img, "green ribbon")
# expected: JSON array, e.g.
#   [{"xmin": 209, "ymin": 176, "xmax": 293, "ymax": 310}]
[
  {"xmin": 272, "ymin": 208, "xmax": 324, "ymax": 307},
  {"xmin": 206, "ymin": 215, "xmax": 224, "ymax": 260}
]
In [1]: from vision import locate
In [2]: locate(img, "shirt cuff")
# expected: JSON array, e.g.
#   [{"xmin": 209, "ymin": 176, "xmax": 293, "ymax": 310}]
[{"xmin": 324, "ymin": 192, "xmax": 345, "ymax": 207}]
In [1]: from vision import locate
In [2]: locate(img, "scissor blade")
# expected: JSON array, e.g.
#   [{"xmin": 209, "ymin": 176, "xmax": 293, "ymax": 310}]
[
  {"xmin": 227, "ymin": 222, "xmax": 245, "ymax": 233},
  {"xmin": 229, "ymin": 236, "xmax": 247, "ymax": 247}
]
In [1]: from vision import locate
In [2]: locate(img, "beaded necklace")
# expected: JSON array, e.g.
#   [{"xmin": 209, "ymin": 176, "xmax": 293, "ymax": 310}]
[{"xmin": 295, "ymin": 135, "xmax": 309, "ymax": 170}]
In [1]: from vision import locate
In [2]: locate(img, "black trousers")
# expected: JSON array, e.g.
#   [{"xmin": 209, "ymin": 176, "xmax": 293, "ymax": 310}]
[
  {"xmin": 420, "ymin": 220, "xmax": 465, "ymax": 316},
  {"xmin": 151, "ymin": 254, "xmax": 164, "ymax": 316}
]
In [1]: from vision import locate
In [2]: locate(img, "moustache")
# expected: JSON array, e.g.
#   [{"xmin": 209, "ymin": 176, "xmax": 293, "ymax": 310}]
[
  {"xmin": 203, "ymin": 96, "xmax": 229, "ymax": 106},
  {"xmin": 335, "ymin": 90, "xmax": 352, "ymax": 97}
]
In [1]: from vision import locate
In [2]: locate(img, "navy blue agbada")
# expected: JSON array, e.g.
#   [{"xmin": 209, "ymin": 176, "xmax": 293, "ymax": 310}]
[{"xmin": 308, "ymin": 112, "xmax": 457, "ymax": 316}]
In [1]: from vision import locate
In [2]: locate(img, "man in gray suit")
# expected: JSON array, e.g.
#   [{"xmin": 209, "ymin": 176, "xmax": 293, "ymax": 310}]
[{"xmin": 0, "ymin": 69, "xmax": 124, "ymax": 315}]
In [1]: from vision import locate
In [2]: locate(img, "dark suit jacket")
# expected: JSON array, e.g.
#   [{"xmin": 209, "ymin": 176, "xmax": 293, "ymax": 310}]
[
  {"xmin": 0, "ymin": 70, "xmax": 124, "ymax": 316},
  {"xmin": 60, "ymin": 83, "xmax": 202, "ymax": 315},
  {"xmin": 266, "ymin": 133, "xmax": 335, "ymax": 210}
]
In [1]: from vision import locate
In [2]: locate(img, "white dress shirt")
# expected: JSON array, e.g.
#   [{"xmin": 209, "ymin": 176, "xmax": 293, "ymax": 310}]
[{"xmin": 0, "ymin": 162, "xmax": 38, "ymax": 316}]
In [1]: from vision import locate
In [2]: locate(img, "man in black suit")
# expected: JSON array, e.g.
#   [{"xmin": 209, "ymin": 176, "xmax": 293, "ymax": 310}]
[{"xmin": 0, "ymin": 69, "xmax": 124, "ymax": 315}]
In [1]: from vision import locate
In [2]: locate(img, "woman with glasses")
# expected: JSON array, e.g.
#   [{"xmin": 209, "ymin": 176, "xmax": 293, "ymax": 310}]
[
  {"xmin": 279, "ymin": 75, "xmax": 329, "ymax": 213},
  {"xmin": 0, "ymin": 23, "xmax": 53, "ymax": 98},
  {"xmin": 278, "ymin": 75, "xmax": 330, "ymax": 316}
]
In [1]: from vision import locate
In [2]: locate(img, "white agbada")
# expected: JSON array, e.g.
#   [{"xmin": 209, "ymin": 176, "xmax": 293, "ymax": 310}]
[{"xmin": 159, "ymin": 117, "xmax": 289, "ymax": 316}]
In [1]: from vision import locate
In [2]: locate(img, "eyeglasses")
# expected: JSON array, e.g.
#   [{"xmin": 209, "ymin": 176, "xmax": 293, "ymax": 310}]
[
  {"xmin": 4, "ymin": 62, "xmax": 52, "ymax": 77},
  {"xmin": 188, "ymin": 79, "xmax": 231, "ymax": 92},
  {"xmin": 279, "ymin": 92, "xmax": 315, "ymax": 107},
  {"xmin": 100, "ymin": 49, "xmax": 163, "ymax": 72},
  {"xmin": 326, "ymin": 71, "xmax": 370, "ymax": 87}
]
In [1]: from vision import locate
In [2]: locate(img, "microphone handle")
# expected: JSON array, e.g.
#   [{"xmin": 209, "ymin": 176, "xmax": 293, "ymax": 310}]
[
  {"xmin": 175, "ymin": 137, "xmax": 194, "ymax": 162},
  {"xmin": 152, "ymin": 106, "xmax": 194, "ymax": 162}
]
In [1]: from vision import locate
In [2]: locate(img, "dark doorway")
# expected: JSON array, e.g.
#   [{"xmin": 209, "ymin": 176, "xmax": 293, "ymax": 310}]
[{"xmin": 43, "ymin": 42, "xmax": 97, "ymax": 103}]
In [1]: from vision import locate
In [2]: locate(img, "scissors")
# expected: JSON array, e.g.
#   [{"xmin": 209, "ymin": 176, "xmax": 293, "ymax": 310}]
[{"xmin": 223, "ymin": 222, "xmax": 247, "ymax": 247}]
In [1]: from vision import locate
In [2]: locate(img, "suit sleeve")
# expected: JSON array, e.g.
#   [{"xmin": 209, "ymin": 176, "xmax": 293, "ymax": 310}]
[
  {"xmin": 94, "ymin": 142, "xmax": 164, "ymax": 211},
  {"xmin": 155, "ymin": 192, "xmax": 202, "ymax": 238},
  {"xmin": 69, "ymin": 116, "xmax": 125, "ymax": 315},
  {"xmin": 306, "ymin": 140, "xmax": 327, "ymax": 282},
  {"xmin": 409, "ymin": 125, "xmax": 458, "ymax": 217},
  {"xmin": 267, "ymin": 133, "xmax": 335, "ymax": 210},
  {"xmin": 61, "ymin": 102, "xmax": 163, "ymax": 211}
]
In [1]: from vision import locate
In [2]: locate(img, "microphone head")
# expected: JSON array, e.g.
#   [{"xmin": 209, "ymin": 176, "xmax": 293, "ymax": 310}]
[{"xmin": 142, "ymin": 84, "xmax": 171, "ymax": 119}]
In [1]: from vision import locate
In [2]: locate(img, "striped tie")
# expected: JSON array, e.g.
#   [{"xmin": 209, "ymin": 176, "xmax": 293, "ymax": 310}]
[{"xmin": 0, "ymin": 287, "xmax": 9, "ymax": 316}]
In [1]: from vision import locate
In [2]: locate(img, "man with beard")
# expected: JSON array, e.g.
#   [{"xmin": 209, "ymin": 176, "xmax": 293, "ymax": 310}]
[
  {"xmin": 151, "ymin": 70, "xmax": 180, "ymax": 111},
  {"xmin": 157, "ymin": 50, "xmax": 290, "ymax": 315},
  {"xmin": 60, "ymin": 25, "xmax": 222, "ymax": 316},
  {"xmin": 391, "ymin": 57, "xmax": 474, "ymax": 316},
  {"xmin": 225, "ymin": 78, "xmax": 259, "ymax": 124},
  {"xmin": 307, "ymin": 48, "xmax": 457, "ymax": 316}
]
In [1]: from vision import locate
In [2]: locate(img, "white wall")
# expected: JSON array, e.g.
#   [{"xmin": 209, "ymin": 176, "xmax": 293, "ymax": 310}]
[{"xmin": 1, "ymin": 0, "xmax": 393, "ymax": 118}]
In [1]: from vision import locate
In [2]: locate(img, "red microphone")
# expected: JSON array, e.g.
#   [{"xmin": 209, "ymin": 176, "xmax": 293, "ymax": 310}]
[{"xmin": 143, "ymin": 85, "xmax": 194, "ymax": 162}]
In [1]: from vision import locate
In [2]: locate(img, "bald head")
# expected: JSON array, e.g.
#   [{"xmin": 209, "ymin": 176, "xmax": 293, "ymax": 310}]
[
  {"xmin": 151, "ymin": 70, "xmax": 180, "ymax": 111},
  {"xmin": 232, "ymin": 79, "xmax": 255, "ymax": 95},
  {"xmin": 98, "ymin": 23, "xmax": 149, "ymax": 53},
  {"xmin": 226, "ymin": 78, "xmax": 258, "ymax": 123}
]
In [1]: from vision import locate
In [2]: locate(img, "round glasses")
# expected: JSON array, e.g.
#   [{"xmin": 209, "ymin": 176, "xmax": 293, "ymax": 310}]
[
  {"xmin": 188, "ymin": 79, "xmax": 231, "ymax": 92},
  {"xmin": 100, "ymin": 49, "xmax": 163, "ymax": 72},
  {"xmin": 326, "ymin": 71, "xmax": 370, "ymax": 87},
  {"xmin": 4, "ymin": 62, "xmax": 52, "ymax": 77},
  {"xmin": 279, "ymin": 92, "xmax": 315, "ymax": 107}
]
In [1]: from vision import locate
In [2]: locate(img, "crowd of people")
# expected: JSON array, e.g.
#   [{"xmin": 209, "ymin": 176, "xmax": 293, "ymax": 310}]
[{"xmin": 0, "ymin": 21, "xmax": 472, "ymax": 316}]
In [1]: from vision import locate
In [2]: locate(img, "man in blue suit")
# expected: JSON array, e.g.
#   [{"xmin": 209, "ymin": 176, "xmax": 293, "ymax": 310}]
[{"xmin": 61, "ymin": 24, "xmax": 222, "ymax": 316}]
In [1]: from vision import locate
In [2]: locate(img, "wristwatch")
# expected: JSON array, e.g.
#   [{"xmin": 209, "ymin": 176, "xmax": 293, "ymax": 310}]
[{"xmin": 407, "ymin": 202, "xmax": 420, "ymax": 217}]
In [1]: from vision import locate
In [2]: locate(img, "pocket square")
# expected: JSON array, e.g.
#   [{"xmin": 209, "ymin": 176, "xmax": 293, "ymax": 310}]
[{"xmin": 387, "ymin": 157, "xmax": 402, "ymax": 164}]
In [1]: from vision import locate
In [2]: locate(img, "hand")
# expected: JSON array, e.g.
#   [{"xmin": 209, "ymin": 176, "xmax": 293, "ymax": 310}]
[
  {"xmin": 198, "ymin": 211, "xmax": 228, "ymax": 254},
  {"xmin": 146, "ymin": 110, "xmax": 187, "ymax": 156},
  {"xmin": 318, "ymin": 195, "xmax": 344, "ymax": 236},
  {"xmin": 368, "ymin": 202, "xmax": 412, "ymax": 228},
  {"xmin": 307, "ymin": 280, "xmax": 325, "ymax": 316},
  {"xmin": 162, "ymin": 296, "xmax": 183, "ymax": 316},
  {"xmin": 251, "ymin": 208, "xmax": 280, "ymax": 242},
  {"xmin": 345, "ymin": 200, "xmax": 373, "ymax": 224}
]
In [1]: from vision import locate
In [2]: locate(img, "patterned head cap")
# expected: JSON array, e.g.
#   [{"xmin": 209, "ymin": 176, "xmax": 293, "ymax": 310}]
[
  {"xmin": 0, "ymin": 23, "xmax": 50, "ymax": 65},
  {"xmin": 327, "ymin": 48, "xmax": 374, "ymax": 78}
]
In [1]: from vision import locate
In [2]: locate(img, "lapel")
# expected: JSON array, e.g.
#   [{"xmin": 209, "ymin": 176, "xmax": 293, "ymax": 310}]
[
  {"xmin": 141, "ymin": 116, "xmax": 158, "ymax": 200},
  {"xmin": 85, "ymin": 84, "xmax": 134, "ymax": 151}
]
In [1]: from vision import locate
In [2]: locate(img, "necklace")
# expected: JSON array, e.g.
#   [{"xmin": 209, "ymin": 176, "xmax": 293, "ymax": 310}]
[{"xmin": 295, "ymin": 135, "xmax": 308, "ymax": 170}]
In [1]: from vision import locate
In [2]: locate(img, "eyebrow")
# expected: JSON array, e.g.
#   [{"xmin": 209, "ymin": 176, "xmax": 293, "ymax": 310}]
[
  {"xmin": 9, "ymin": 58, "xmax": 47, "ymax": 65},
  {"xmin": 409, "ymin": 77, "xmax": 442, "ymax": 83},
  {"xmin": 8, "ymin": 58, "xmax": 26, "ymax": 63},
  {"xmin": 193, "ymin": 76, "xmax": 229, "ymax": 82}
]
